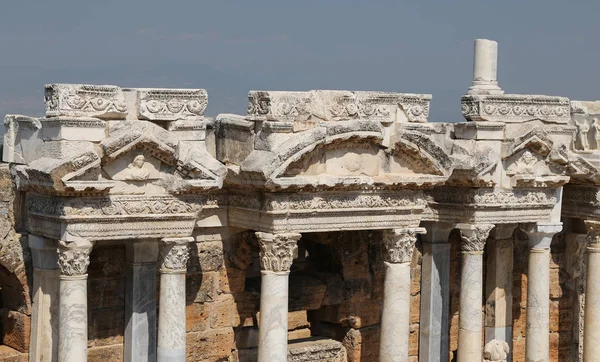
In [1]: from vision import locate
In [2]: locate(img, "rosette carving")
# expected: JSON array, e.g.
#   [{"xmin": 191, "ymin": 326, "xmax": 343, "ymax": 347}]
[
  {"xmin": 383, "ymin": 228, "xmax": 425, "ymax": 263},
  {"xmin": 57, "ymin": 240, "xmax": 94, "ymax": 276},
  {"xmin": 159, "ymin": 237, "xmax": 193, "ymax": 271},
  {"xmin": 458, "ymin": 224, "xmax": 494, "ymax": 252},
  {"xmin": 255, "ymin": 232, "xmax": 302, "ymax": 272}
]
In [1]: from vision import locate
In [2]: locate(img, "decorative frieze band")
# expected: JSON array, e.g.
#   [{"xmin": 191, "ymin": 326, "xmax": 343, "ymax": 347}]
[
  {"xmin": 45, "ymin": 84, "xmax": 128, "ymax": 119},
  {"xmin": 457, "ymin": 224, "xmax": 494, "ymax": 253},
  {"xmin": 57, "ymin": 239, "xmax": 94, "ymax": 276},
  {"xmin": 247, "ymin": 90, "xmax": 431, "ymax": 123},
  {"xmin": 382, "ymin": 228, "xmax": 426, "ymax": 263},
  {"xmin": 159, "ymin": 237, "xmax": 193, "ymax": 272},
  {"xmin": 255, "ymin": 232, "xmax": 302, "ymax": 272},
  {"xmin": 461, "ymin": 94, "xmax": 570, "ymax": 123}
]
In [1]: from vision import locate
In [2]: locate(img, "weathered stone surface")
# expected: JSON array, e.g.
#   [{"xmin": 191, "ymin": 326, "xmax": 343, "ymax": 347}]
[{"xmin": 1, "ymin": 38, "xmax": 599, "ymax": 362}]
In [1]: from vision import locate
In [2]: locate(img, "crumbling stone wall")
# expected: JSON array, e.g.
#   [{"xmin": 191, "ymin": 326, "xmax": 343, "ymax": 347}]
[{"xmin": 0, "ymin": 163, "xmax": 30, "ymax": 361}]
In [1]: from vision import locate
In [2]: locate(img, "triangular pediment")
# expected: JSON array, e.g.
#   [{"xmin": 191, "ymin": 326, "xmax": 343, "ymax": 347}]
[{"xmin": 15, "ymin": 121, "xmax": 227, "ymax": 193}]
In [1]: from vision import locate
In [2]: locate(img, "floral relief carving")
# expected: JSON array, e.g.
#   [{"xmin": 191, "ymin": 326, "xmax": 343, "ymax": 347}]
[
  {"xmin": 255, "ymin": 232, "xmax": 302, "ymax": 272},
  {"xmin": 458, "ymin": 224, "xmax": 494, "ymax": 252},
  {"xmin": 382, "ymin": 228, "xmax": 424, "ymax": 264},
  {"xmin": 57, "ymin": 240, "xmax": 94, "ymax": 276},
  {"xmin": 159, "ymin": 238, "xmax": 192, "ymax": 271}
]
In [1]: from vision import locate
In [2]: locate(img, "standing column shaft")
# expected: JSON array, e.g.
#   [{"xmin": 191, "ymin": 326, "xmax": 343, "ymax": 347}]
[
  {"xmin": 520, "ymin": 222, "xmax": 562, "ymax": 362},
  {"xmin": 256, "ymin": 232, "xmax": 301, "ymax": 362},
  {"xmin": 584, "ymin": 221, "xmax": 600, "ymax": 361},
  {"xmin": 29, "ymin": 236, "xmax": 59, "ymax": 362},
  {"xmin": 157, "ymin": 237, "xmax": 192, "ymax": 362},
  {"xmin": 456, "ymin": 224, "xmax": 493, "ymax": 362},
  {"xmin": 419, "ymin": 223, "xmax": 453, "ymax": 362},
  {"xmin": 468, "ymin": 39, "xmax": 503, "ymax": 95},
  {"xmin": 380, "ymin": 228, "xmax": 424, "ymax": 362},
  {"xmin": 57, "ymin": 239, "xmax": 94, "ymax": 362},
  {"xmin": 125, "ymin": 241, "xmax": 158, "ymax": 362},
  {"xmin": 485, "ymin": 225, "xmax": 515, "ymax": 352}
]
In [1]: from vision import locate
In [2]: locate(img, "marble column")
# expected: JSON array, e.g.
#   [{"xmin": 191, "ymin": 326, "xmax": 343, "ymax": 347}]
[
  {"xmin": 255, "ymin": 232, "xmax": 302, "ymax": 362},
  {"xmin": 485, "ymin": 224, "xmax": 516, "ymax": 354},
  {"xmin": 456, "ymin": 223, "xmax": 494, "ymax": 362},
  {"xmin": 583, "ymin": 220, "xmax": 600, "ymax": 361},
  {"xmin": 125, "ymin": 240, "xmax": 159, "ymax": 362},
  {"xmin": 380, "ymin": 227, "xmax": 425, "ymax": 362},
  {"xmin": 468, "ymin": 38, "xmax": 504, "ymax": 95},
  {"xmin": 28, "ymin": 235, "xmax": 59, "ymax": 362},
  {"xmin": 57, "ymin": 239, "xmax": 94, "ymax": 362},
  {"xmin": 419, "ymin": 222, "xmax": 453, "ymax": 362},
  {"xmin": 157, "ymin": 237, "xmax": 192, "ymax": 362},
  {"xmin": 519, "ymin": 222, "xmax": 562, "ymax": 362}
]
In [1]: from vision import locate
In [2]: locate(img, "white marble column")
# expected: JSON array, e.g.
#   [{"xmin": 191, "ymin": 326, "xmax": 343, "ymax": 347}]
[
  {"xmin": 29, "ymin": 235, "xmax": 59, "ymax": 362},
  {"xmin": 380, "ymin": 227, "xmax": 425, "ymax": 362},
  {"xmin": 583, "ymin": 220, "xmax": 600, "ymax": 361},
  {"xmin": 519, "ymin": 222, "xmax": 562, "ymax": 362},
  {"xmin": 419, "ymin": 222, "xmax": 453, "ymax": 362},
  {"xmin": 255, "ymin": 232, "xmax": 302, "ymax": 362},
  {"xmin": 157, "ymin": 237, "xmax": 192, "ymax": 362},
  {"xmin": 468, "ymin": 38, "xmax": 504, "ymax": 95},
  {"xmin": 57, "ymin": 239, "xmax": 94, "ymax": 362},
  {"xmin": 125, "ymin": 240, "xmax": 159, "ymax": 362},
  {"xmin": 456, "ymin": 223, "xmax": 494, "ymax": 362},
  {"xmin": 485, "ymin": 224, "xmax": 516, "ymax": 356}
]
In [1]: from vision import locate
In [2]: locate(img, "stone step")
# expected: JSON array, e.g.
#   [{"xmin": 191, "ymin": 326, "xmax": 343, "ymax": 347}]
[{"xmin": 288, "ymin": 337, "xmax": 347, "ymax": 362}]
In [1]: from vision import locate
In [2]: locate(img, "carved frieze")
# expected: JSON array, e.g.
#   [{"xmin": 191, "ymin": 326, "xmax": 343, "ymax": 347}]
[
  {"xmin": 45, "ymin": 84, "xmax": 128, "ymax": 119},
  {"xmin": 26, "ymin": 194, "xmax": 224, "ymax": 218},
  {"xmin": 247, "ymin": 90, "xmax": 431, "ymax": 123},
  {"xmin": 461, "ymin": 94, "xmax": 570, "ymax": 123},
  {"xmin": 255, "ymin": 232, "xmax": 302, "ymax": 272},
  {"xmin": 382, "ymin": 228, "xmax": 425, "ymax": 263},
  {"xmin": 137, "ymin": 88, "xmax": 208, "ymax": 121},
  {"xmin": 57, "ymin": 240, "xmax": 94, "ymax": 276},
  {"xmin": 427, "ymin": 188, "xmax": 557, "ymax": 207},
  {"xmin": 227, "ymin": 190, "xmax": 427, "ymax": 213}
]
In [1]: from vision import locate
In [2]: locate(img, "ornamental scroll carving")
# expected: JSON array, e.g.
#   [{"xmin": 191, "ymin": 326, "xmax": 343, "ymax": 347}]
[
  {"xmin": 255, "ymin": 232, "xmax": 302, "ymax": 272},
  {"xmin": 57, "ymin": 240, "xmax": 94, "ymax": 276},
  {"xmin": 159, "ymin": 238, "xmax": 192, "ymax": 271},
  {"xmin": 458, "ymin": 224, "xmax": 494, "ymax": 253},
  {"xmin": 382, "ymin": 228, "xmax": 425, "ymax": 264}
]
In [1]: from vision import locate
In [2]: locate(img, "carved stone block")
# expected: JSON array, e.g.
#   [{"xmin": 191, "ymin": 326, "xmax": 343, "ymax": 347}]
[
  {"xmin": 137, "ymin": 88, "xmax": 208, "ymax": 121},
  {"xmin": 461, "ymin": 94, "xmax": 570, "ymax": 123},
  {"xmin": 45, "ymin": 84, "xmax": 128, "ymax": 119}
]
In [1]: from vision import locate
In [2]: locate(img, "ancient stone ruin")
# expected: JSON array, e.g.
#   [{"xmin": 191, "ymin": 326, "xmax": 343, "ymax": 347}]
[{"xmin": 0, "ymin": 38, "xmax": 597, "ymax": 361}]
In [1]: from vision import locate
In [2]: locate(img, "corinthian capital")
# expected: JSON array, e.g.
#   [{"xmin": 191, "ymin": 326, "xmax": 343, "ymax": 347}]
[
  {"xmin": 255, "ymin": 232, "xmax": 301, "ymax": 272},
  {"xmin": 57, "ymin": 239, "xmax": 94, "ymax": 276},
  {"xmin": 585, "ymin": 220, "xmax": 600, "ymax": 250},
  {"xmin": 457, "ymin": 223, "xmax": 494, "ymax": 253},
  {"xmin": 383, "ymin": 228, "xmax": 426, "ymax": 263},
  {"xmin": 159, "ymin": 237, "xmax": 193, "ymax": 272}
]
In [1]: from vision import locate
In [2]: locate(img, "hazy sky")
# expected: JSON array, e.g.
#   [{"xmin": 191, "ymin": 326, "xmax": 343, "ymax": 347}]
[{"xmin": 1, "ymin": 1, "xmax": 599, "ymax": 122}]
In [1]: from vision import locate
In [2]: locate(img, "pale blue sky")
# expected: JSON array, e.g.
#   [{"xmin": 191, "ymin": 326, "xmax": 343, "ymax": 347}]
[{"xmin": 0, "ymin": 1, "xmax": 598, "ymax": 122}]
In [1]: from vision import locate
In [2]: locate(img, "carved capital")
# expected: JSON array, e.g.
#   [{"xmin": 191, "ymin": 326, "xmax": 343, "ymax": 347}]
[
  {"xmin": 57, "ymin": 239, "xmax": 94, "ymax": 276},
  {"xmin": 457, "ymin": 223, "xmax": 494, "ymax": 253},
  {"xmin": 383, "ymin": 228, "xmax": 426, "ymax": 263},
  {"xmin": 519, "ymin": 222, "xmax": 562, "ymax": 250},
  {"xmin": 159, "ymin": 237, "xmax": 193, "ymax": 272},
  {"xmin": 255, "ymin": 232, "xmax": 301, "ymax": 272},
  {"xmin": 585, "ymin": 220, "xmax": 600, "ymax": 249}
]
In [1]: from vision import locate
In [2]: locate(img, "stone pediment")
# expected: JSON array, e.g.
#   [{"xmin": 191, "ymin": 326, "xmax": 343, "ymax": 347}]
[
  {"xmin": 14, "ymin": 120, "xmax": 227, "ymax": 194},
  {"xmin": 237, "ymin": 121, "xmax": 452, "ymax": 190}
]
